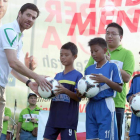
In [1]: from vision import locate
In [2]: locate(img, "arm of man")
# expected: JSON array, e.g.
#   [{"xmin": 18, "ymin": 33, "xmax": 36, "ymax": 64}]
[
  {"xmin": 6, "ymin": 49, "xmax": 38, "ymax": 79},
  {"xmin": 121, "ymin": 50, "xmax": 135, "ymax": 83},
  {"xmin": 3, "ymin": 107, "xmax": 11, "ymax": 121},
  {"xmin": 5, "ymin": 49, "xmax": 51, "ymax": 90},
  {"xmin": 3, "ymin": 116, "xmax": 9, "ymax": 121},
  {"xmin": 11, "ymin": 69, "xmax": 28, "ymax": 83},
  {"xmin": 16, "ymin": 122, "xmax": 22, "ymax": 140},
  {"xmin": 11, "ymin": 69, "xmax": 40, "ymax": 94},
  {"xmin": 120, "ymin": 69, "xmax": 131, "ymax": 83}
]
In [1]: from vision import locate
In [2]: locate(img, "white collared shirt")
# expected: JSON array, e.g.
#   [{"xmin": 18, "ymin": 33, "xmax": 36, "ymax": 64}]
[{"xmin": 0, "ymin": 20, "xmax": 23, "ymax": 87}]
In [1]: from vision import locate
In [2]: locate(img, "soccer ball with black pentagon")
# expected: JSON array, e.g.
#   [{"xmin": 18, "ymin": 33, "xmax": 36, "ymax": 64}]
[
  {"xmin": 130, "ymin": 94, "xmax": 140, "ymax": 117},
  {"xmin": 38, "ymin": 77, "xmax": 59, "ymax": 99},
  {"xmin": 77, "ymin": 75, "xmax": 100, "ymax": 98}
]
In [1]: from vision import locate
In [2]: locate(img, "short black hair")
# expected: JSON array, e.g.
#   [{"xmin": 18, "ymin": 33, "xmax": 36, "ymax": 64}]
[
  {"xmin": 61, "ymin": 42, "xmax": 78, "ymax": 55},
  {"xmin": 88, "ymin": 37, "xmax": 107, "ymax": 48},
  {"xmin": 28, "ymin": 93, "xmax": 37, "ymax": 99},
  {"xmin": 19, "ymin": 3, "xmax": 40, "ymax": 18},
  {"xmin": 106, "ymin": 22, "xmax": 123, "ymax": 36}
]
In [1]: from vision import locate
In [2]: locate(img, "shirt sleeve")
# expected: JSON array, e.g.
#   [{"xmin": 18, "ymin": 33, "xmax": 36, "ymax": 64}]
[
  {"xmin": 85, "ymin": 56, "xmax": 95, "ymax": 70},
  {"xmin": 112, "ymin": 63, "xmax": 123, "ymax": 85},
  {"xmin": 0, "ymin": 27, "xmax": 18, "ymax": 50},
  {"xmin": 122, "ymin": 50, "xmax": 135, "ymax": 76},
  {"xmin": 5, "ymin": 108, "xmax": 11, "ymax": 117},
  {"xmin": 18, "ymin": 111, "xmax": 23, "ymax": 122}
]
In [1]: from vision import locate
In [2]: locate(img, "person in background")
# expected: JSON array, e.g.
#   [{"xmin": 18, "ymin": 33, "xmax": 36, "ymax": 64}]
[
  {"xmin": 16, "ymin": 93, "xmax": 41, "ymax": 140},
  {"xmin": 0, "ymin": 107, "xmax": 11, "ymax": 140},
  {"xmin": 85, "ymin": 23, "xmax": 135, "ymax": 140}
]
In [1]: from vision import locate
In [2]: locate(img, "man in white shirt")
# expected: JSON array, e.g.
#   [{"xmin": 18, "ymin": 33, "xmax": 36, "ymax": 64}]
[{"xmin": 0, "ymin": 3, "xmax": 51, "ymax": 137}]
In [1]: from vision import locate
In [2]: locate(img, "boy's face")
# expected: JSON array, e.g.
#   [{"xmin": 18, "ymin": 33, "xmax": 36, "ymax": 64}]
[
  {"xmin": 90, "ymin": 44, "xmax": 107, "ymax": 62},
  {"xmin": 60, "ymin": 49, "xmax": 76, "ymax": 66},
  {"xmin": 0, "ymin": 0, "xmax": 8, "ymax": 20},
  {"xmin": 105, "ymin": 27, "xmax": 122, "ymax": 48}
]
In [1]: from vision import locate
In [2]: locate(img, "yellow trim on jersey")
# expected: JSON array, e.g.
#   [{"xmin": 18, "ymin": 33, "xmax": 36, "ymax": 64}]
[
  {"xmin": 74, "ymin": 130, "xmax": 77, "ymax": 140},
  {"xmin": 59, "ymin": 80, "xmax": 76, "ymax": 85}
]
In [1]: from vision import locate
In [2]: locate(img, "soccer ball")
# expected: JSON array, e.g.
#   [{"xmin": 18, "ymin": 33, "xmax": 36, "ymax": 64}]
[
  {"xmin": 77, "ymin": 75, "xmax": 100, "ymax": 98},
  {"xmin": 130, "ymin": 94, "xmax": 140, "ymax": 117},
  {"xmin": 38, "ymin": 77, "xmax": 59, "ymax": 99}
]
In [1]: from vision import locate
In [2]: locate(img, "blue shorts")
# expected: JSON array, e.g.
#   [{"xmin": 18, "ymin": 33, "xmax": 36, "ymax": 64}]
[
  {"xmin": 43, "ymin": 126, "xmax": 77, "ymax": 140},
  {"xmin": 86, "ymin": 97, "xmax": 118, "ymax": 140},
  {"xmin": 130, "ymin": 135, "xmax": 140, "ymax": 140}
]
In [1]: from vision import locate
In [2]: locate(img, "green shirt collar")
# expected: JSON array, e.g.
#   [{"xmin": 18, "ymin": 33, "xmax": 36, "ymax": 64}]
[
  {"xmin": 108, "ymin": 45, "xmax": 123, "ymax": 53},
  {"xmin": 27, "ymin": 105, "xmax": 38, "ymax": 111}
]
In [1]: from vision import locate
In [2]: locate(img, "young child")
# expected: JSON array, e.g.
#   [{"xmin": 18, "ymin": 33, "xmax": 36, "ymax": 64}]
[
  {"xmin": 127, "ymin": 74, "xmax": 140, "ymax": 140},
  {"xmin": 43, "ymin": 42, "xmax": 83, "ymax": 140},
  {"xmin": 77, "ymin": 37, "xmax": 123, "ymax": 140}
]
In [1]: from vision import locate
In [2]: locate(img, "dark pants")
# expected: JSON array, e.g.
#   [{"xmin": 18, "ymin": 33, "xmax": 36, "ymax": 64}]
[{"xmin": 115, "ymin": 108, "xmax": 125, "ymax": 140}]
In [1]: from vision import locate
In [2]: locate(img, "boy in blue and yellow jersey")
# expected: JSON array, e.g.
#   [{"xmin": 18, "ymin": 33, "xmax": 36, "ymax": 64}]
[
  {"xmin": 43, "ymin": 42, "xmax": 83, "ymax": 140},
  {"xmin": 127, "ymin": 74, "xmax": 140, "ymax": 140},
  {"xmin": 77, "ymin": 38, "xmax": 123, "ymax": 140}
]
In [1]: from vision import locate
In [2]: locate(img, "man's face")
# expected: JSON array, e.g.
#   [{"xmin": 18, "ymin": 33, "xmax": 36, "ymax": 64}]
[
  {"xmin": 18, "ymin": 9, "xmax": 37, "ymax": 31},
  {"xmin": 0, "ymin": 0, "xmax": 8, "ymax": 20},
  {"xmin": 105, "ymin": 27, "xmax": 122, "ymax": 48},
  {"xmin": 28, "ymin": 96, "xmax": 37, "ymax": 106}
]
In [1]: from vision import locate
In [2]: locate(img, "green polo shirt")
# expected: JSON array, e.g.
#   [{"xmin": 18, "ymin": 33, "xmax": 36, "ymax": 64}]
[
  {"xmin": 18, "ymin": 105, "xmax": 42, "ymax": 131},
  {"xmin": 85, "ymin": 45, "xmax": 135, "ymax": 108},
  {"xmin": 2, "ymin": 107, "xmax": 11, "ymax": 135}
]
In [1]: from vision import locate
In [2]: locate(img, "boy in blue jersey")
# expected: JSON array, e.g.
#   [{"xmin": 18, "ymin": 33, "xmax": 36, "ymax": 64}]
[
  {"xmin": 127, "ymin": 74, "xmax": 140, "ymax": 140},
  {"xmin": 43, "ymin": 42, "xmax": 83, "ymax": 140},
  {"xmin": 77, "ymin": 37, "xmax": 123, "ymax": 140}
]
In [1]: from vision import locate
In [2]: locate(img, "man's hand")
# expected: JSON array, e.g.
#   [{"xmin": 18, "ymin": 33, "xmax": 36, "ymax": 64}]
[
  {"xmin": 31, "ymin": 118, "xmax": 37, "ymax": 123},
  {"xmin": 28, "ymin": 82, "xmax": 40, "ymax": 97},
  {"xmin": 90, "ymin": 74, "xmax": 108, "ymax": 83},
  {"xmin": 25, "ymin": 52, "xmax": 37, "ymax": 70},
  {"xmin": 34, "ymin": 75, "xmax": 52, "ymax": 92}
]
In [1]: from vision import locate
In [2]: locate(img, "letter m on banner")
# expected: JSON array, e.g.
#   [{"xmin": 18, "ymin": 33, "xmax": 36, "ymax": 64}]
[{"xmin": 67, "ymin": 12, "xmax": 96, "ymax": 36}]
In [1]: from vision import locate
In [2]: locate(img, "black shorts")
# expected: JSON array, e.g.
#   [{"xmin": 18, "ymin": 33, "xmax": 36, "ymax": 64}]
[{"xmin": 43, "ymin": 126, "xmax": 77, "ymax": 140}]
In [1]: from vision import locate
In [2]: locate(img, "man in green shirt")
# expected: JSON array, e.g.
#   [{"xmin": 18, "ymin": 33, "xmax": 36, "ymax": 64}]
[
  {"xmin": 0, "ymin": 107, "xmax": 11, "ymax": 140},
  {"xmin": 16, "ymin": 93, "xmax": 41, "ymax": 140},
  {"xmin": 85, "ymin": 22, "xmax": 135, "ymax": 140}
]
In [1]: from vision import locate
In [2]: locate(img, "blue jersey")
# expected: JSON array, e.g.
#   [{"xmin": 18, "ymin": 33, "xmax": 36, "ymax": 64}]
[
  {"xmin": 127, "ymin": 74, "xmax": 140, "ymax": 136},
  {"xmin": 46, "ymin": 69, "xmax": 83, "ymax": 130},
  {"xmin": 85, "ymin": 61, "xmax": 123, "ymax": 101}
]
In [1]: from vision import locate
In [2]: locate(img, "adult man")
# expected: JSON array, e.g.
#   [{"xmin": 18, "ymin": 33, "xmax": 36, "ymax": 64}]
[
  {"xmin": 16, "ymin": 93, "xmax": 41, "ymax": 140},
  {"xmin": 0, "ymin": 3, "xmax": 51, "ymax": 137},
  {"xmin": 85, "ymin": 22, "xmax": 135, "ymax": 140},
  {"xmin": 0, "ymin": 0, "xmax": 38, "ymax": 69},
  {"xmin": 0, "ymin": 107, "xmax": 11, "ymax": 140}
]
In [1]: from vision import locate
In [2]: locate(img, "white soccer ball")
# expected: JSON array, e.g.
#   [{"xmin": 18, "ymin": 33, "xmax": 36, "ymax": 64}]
[
  {"xmin": 77, "ymin": 75, "xmax": 100, "ymax": 98},
  {"xmin": 38, "ymin": 77, "xmax": 59, "ymax": 99},
  {"xmin": 130, "ymin": 94, "xmax": 140, "ymax": 117}
]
